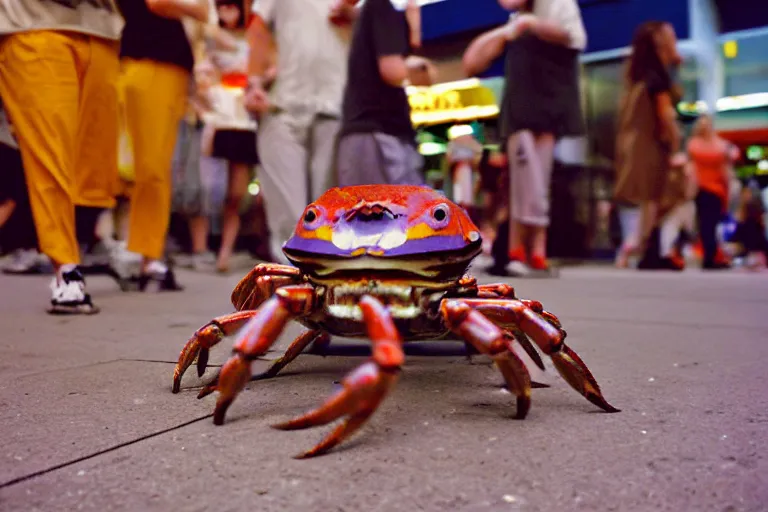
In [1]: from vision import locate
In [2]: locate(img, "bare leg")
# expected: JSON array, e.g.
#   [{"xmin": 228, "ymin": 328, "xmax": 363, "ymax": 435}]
[
  {"xmin": 216, "ymin": 161, "xmax": 250, "ymax": 273},
  {"xmin": 189, "ymin": 215, "xmax": 210, "ymax": 255},
  {"xmin": 0, "ymin": 199, "xmax": 16, "ymax": 229},
  {"xmin": 616, "ymin": 206, "xmax": 641, "ymax": 268},
  {"xmin": 638, "ymin": 200, "xmax": 659, "ymax": 253},
  {"xmin": 506, "ymin": 133, "xmax": 526, "ymax": 260}
]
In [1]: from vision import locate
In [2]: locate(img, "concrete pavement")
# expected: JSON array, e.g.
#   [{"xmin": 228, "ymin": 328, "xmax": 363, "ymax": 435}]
[{"xmin": 0, "ymin": 261, "xmax": 766, "ymax": 511}]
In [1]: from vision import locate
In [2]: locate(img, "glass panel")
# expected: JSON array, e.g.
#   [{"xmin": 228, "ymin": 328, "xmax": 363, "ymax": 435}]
[{"xmin": 723, "ymin": 34, "xmax": 768, "ymax": 97}]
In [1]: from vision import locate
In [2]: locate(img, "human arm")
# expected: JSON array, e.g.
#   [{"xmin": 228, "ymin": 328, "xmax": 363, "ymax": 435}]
[
  {"xmin": 145, "ymin": 0, "xmax": 210, "ymax": 22},
  {"xmin": 209, "ymin": 25, "xmax": 241, "ymax": 52},
  {"xmin": 655, "ymin": 91, "xmax": 681, "ymax": 152},
  {"xmin": 243, "ymin": 1, "xmax": 277, "ymax": 115},
  {"xmin": 462, "ymin": 25, "xmax": 510, "ymax": 77},
  {"xmin": 371, "ymin": 0, "xmax": 413, "ymax": 87}
]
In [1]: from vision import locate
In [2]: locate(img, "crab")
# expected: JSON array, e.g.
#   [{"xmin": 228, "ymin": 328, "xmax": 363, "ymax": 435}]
[{"xmin": 172, "ymin": 185, "xmax": 619, "ymax": 458}]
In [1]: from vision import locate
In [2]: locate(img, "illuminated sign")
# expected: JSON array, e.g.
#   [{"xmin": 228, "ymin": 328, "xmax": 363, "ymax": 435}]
[{"xmin": 407, "ymin": 79, "xmax": 500, "ymax": 126}]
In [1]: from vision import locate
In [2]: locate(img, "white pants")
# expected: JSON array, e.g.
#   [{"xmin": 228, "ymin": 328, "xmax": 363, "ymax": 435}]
[
  {"xmin": 660, "ymin": 201, "xmax": 696, "ymax": 257},
  {"xmin": 618, "ymin": 206, "xmax": 641, "ymax": 251},
  {"xmin": 508, "ymin": 131, "xmax": 555, "ymax": 227},
  {"xmin": 257, "ymin": 112, "xmax": 340, "ymax": 265}
]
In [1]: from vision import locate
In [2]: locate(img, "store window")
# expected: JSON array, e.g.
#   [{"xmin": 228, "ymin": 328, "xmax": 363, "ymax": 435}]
[{"xmin": 722, "ymin": 33, "xmax": 768, "ymax": 97}]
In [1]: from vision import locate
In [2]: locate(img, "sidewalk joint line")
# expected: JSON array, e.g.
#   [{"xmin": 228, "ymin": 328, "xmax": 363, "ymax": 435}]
[{"xmin": 0, "ymin": 414, "xmax": 213, "ymax": 490}]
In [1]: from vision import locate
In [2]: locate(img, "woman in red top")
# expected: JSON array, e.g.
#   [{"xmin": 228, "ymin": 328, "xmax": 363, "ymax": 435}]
[{"xmin": 687, "ymin": 114, "xmax": 739, "ymax": 269}]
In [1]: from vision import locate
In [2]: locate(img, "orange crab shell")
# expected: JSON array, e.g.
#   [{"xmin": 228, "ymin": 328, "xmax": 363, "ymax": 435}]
[{"xmin": 282, "ymin": 185, "xmax": 483, "ymax": 259}]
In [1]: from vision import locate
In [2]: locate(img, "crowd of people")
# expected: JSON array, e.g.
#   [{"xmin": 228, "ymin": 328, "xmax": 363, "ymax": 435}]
[{"xmin": 0, "ymin": 0, "xmax": 766, "ymax": 317}]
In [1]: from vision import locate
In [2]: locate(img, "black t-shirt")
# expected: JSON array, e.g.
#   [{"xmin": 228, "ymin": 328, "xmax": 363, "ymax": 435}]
[
  {"xmin": 117, "ymin": 0, "xmax": 194, "ymax": 73},
  {"xmin": 340, "ymin": 0, "xmax": 415, "ymax": 143}
]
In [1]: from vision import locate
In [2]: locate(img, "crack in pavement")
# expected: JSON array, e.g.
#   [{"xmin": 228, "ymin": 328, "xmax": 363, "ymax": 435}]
[{"xmin": 0, "ymin": 414, "xmax": 213, "ymax": 490}]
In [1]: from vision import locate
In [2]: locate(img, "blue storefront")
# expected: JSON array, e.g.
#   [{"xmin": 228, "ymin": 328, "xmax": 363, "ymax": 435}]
[
  {"xmin": 419, "ymin": 0, "xmax": 768, "ymax": 154},
  {"xmin": 416, "ymin": 0, "xmax": 768, "ymax": 258}
]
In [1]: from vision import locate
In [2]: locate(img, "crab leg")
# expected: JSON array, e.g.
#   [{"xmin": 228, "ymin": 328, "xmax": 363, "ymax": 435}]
[
  {"xmin": 196, "ymin": 330, "xmax": 329, "ymax": 400},
  {"xmin": 441, "ymin": 300, "xmax": 533, "ymax": 419},
  {"xmin": 471, "ymin": 284, "xmax": 546, "ymax": 370},
  {"xmin": 210, "ymin": 285, "xmax": 316, "ymax": 426},
  {"xmin": 476, "ymin": 284, "xmax": 563, "ymax": 329},
  {"xmin": 230, "ymin": 263, "xmax": 303, "ymax": 310},
  {"xmin": 456, "ymin": 298, "xmax": 619, "ymax": 414},
  {"xmin": 272, "ymin": 296, "xmax": 403, "ymax": 459},
  {"xmin": 252, "ymin": 330, "xmax": 329, "ymax": 381},
  {"xmin": 172, "ymin": 311, "xmax": 259, "ymax": 393}
]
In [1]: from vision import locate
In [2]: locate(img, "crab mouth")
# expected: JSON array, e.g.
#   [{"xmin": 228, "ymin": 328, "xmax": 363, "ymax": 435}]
[
  {"xmin": 329, "ymin": 204, "xmax": 408, "ymax": 252},
  {"xmin": 325, "ymin": 282, "xmax": 422, "ymax": 320},
  {"xmin": 344, "ymin": 204, "xmax": 398, "ymax": 223}
]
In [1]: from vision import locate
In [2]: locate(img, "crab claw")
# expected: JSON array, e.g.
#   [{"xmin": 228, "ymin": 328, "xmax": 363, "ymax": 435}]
[
  {"xmin": 173, "ymin": 323, "xmax": 224, "ymax": 393},
  {"xmin": 197, "ymin": 374, "xmax": 219, "ymax": 399},
  {"xmin": 213, "ymin": 354, "xmax": 253, "ymax": 425},
  {"xmin": 272, "ymin": 362, "xmax": 397, "ymax": 459},
  {"xmin": 550, "ymin": 345, "xmax": 620, "ymax": 413},
  {"xmin": 272, "ymin": 296, "xmax": 402, "ymax": 459}
]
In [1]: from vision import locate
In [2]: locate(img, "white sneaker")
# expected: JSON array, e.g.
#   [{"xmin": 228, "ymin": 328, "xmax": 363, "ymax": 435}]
[
  {"xmin": 109, "ymin": 243, "xmax": 142, "ymax": 280},
  {"xmin": 2, "ymin": 249, "xmax": 51, "ymax": 275},
  {"xmin": 48, "ymin": 267, "xmax": 99, "ymax": 315}
]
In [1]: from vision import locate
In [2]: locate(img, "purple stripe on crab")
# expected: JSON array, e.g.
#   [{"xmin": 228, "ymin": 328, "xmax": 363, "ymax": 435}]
[{"xmin": 282, "ymin": 235, "xmax": 478, "ymax": 258}]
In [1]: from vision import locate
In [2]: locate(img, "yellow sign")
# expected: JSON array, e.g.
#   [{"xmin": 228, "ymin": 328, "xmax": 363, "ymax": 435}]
[
  {"xmin": 407, "ymin": 79, "xmax": 499, "ymax": 127},
  {"xmin": 723, "ymin": 40, "xmax": 738, "ymax": 59}
]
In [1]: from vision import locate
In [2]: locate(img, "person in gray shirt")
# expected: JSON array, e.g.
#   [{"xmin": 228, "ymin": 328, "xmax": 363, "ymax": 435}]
[{"xmin": 245, "ymin": 0, "xmax": 359, "ymax": 265}]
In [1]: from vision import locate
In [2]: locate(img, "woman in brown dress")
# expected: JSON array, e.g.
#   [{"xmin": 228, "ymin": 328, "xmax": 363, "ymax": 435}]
[{"xmin": 614, "ymin": 21, "xmax": 683, "ymax": 268}]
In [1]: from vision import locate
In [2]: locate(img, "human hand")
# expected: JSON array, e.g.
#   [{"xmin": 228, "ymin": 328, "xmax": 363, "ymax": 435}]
[
  {"xmin": 670, "ymin": 152, "xmax": 687, "ymax": 168},
  {"xmin": 505, "ymin": 13, "xmax": 536, "ymax": 40},
  {"xmin": 244, "ymin": 80, "xmax": 270, "ymax": 117},
  {"xmin": 329, "ymin": 0, "xmax": 357, "ymax": 26},
  {"xmin": 497, "ymin": 0, "xmax": 528, "ymax": 11}
]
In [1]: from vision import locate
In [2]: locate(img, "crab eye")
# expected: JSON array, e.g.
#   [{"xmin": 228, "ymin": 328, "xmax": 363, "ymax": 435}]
[
  {"xmin": 304, "ymin": 208, "xmax": 318, "ymax": 224},
  {"xmin": 432, "ymin": 204, "xmax": 449, "ymax": 223}
]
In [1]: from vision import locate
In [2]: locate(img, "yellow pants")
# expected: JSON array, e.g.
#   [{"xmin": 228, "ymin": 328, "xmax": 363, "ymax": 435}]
[
  {"xmin": 0, "ymin": 31, "xmax": 120, "ymax": 265},
  {"xmin": 121, "ymin": 58, "xmax": 189, "ymax": 260}
]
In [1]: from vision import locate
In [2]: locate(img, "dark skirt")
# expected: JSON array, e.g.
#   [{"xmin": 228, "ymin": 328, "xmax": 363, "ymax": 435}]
[
  {"xmin": 212, "ymin": 128, "xmax": 259, "ymax": 165},
  {"xmin": 499, "ymin": 33, "xmax": 585, "ymax": 139},
  {"xmin": 0, "ymin": 143, "xmax": 25, "ymax": 203}
]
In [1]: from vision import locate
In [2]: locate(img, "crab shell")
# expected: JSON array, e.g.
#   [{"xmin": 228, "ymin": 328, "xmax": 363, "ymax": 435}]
[{"xmin": 281, "ymin": 185, "xmax": 483, "ymax": 280}]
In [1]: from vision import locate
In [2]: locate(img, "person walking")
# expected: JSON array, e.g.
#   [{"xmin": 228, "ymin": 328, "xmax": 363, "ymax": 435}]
[
  {"xmin": 463, "ymin": 0, "xmax": 588, "ymax": 276},
  {"xmin": 687, "ymin": 114, "xmax": 739, "ymax": 270},
  {"xmin": 0, "ymin": 0, "xmax": 124, "ymax": 314},
  {"xmin": 244, "ymin": 0, "xmax": 359, "ymax": 265},
  {"xmin": 613, "ymin": 21, "xmax": 683, "ymax": 269},
  {"xmin": 113, "ymin": 0, "xmax": 211, "ymax": 290},
  {"xmin": 334, "ymin": 0, "xmax": 425, "ymax": 187}
]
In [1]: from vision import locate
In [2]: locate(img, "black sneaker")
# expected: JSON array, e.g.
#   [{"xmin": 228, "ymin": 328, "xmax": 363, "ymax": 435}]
[
  {"xmin": 48, "ymin": 268, "xmax": 100, "ymax": 315},
  {"xmin": 128, "ymin": 262, "xmax": 184, "ymax": 292}
]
